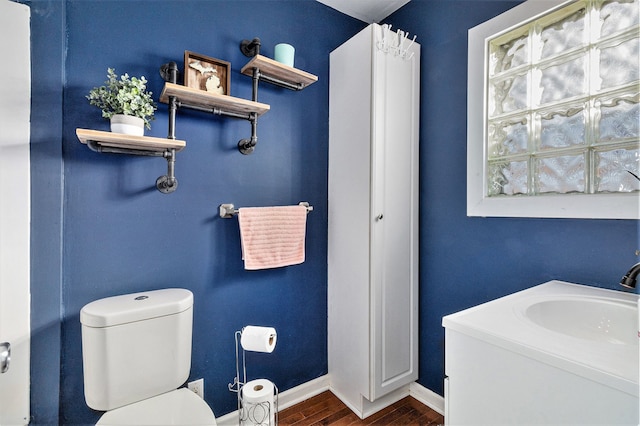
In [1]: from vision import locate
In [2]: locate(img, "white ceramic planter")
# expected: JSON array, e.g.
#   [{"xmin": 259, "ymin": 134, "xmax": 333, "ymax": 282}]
[{"xmin": 110, "ymin": 114, "xmax": 144, "ymax": 136}]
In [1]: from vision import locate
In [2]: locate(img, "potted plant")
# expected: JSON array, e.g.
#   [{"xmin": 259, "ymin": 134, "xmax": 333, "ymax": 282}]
[{"xmin": 87, "ymin": 68, "xmax": 157, "ymax": 136}]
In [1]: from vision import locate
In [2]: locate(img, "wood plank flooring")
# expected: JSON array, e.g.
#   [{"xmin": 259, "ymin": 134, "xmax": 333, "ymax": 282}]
[{"xmin": 278, "ymin": 391, "xmax": 445, "ymax": 425}]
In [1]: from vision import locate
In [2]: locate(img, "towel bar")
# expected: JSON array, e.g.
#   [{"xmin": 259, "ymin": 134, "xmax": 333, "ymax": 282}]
[{"xmin": 219, "ymin": 202, "xmax": 313, "ymax": 218}]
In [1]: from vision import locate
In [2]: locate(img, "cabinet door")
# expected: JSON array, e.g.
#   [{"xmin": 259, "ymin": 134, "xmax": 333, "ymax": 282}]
[
  {"xmin": 369, "ymin": 41, "xmax": 420, "ymax": 400},
  {"xmin": 328, "ymin": 24, "xmax": 376, "ymax": 405}
]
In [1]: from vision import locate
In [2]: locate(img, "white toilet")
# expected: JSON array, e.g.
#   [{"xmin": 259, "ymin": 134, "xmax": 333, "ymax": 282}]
[{"xmin": 80, "ymin": 288, "xmax": 217, "ymax": 425}]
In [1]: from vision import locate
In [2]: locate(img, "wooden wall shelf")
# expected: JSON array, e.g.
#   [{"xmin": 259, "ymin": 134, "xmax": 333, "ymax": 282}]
[
  {"xmin": 241, "ymin": 55, "xmax": 318, "ymax": 90},
  {"xmin": 159, "ymin": 82, "xmax": 270, "ymax": 116},
  {"xmin": 77, "ymin": 52, "xmax": 318, "ymax": 193},
  {"xmin": 76, "ymin": 128, "xmax": 186, "ymax": 153},
  {"xmin": 76, "ymin": 128, "xmax": 183, "ymax": 194}
]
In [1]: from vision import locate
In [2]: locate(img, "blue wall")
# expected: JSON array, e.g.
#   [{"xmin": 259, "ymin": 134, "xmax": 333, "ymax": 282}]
[
  {"xmin": 29, "ymin": 1, "xmax": 64, "ymax": 424},
  {"xmin": 388, "ymin": 0, "xmax": 639, "ymax": 395},
  {"xmin": 28, "ymin": 0, "xmax": 364, "ymax": 424},
  {"xmin": 27, "ymin": 0, "xmax": 638, "ymax": 424}
]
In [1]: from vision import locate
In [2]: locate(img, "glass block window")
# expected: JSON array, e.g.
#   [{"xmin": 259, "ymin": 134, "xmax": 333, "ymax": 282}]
[{"xmin": 485, "ymin": 0, "xmax": 639, "ymax": 199}]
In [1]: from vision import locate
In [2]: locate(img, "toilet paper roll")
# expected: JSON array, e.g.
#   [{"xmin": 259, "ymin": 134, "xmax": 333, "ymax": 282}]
[
  {"xmin": 240, "ymin": 326, "xmax": 277, "ymax": 353},
  {"xmin": 241, "ymin": 379, "xmax": 275, "ymax": 426}
]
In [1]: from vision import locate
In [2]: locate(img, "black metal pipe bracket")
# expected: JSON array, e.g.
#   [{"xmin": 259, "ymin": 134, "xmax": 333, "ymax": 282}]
[
  {"xmin": 156, "ymin": 149, "xmax": 178, "ymax": 194},
  {"xmin": 238, "ymin": 112, "xmax": 258, "ymax": 155},
  {"xmin": 240, "ymin": 38, "xmax": 261, "ymax": 57},
  {"xmin": 159, "ymin": 61, "xmax": 179, "ymax": 84},
  {"xmin": 86, "ymin": 140, "xmax": 178, "ymax": 194}
]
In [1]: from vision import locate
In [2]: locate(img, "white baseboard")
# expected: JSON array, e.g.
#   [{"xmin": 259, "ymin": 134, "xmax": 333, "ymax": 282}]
[
  {"xmin": 215, "ymin": 376, "xmax": 444, "ymax": 425},
  {"xmin": 409, "ymin": 382, "xmax": 445, "ymax": 415},
  {"xmin": 215, "ymin": 376, "xmax": 330, "ymax": 426},
  {"xmin": 329, "ymin": 383, "xmax": 412, "ymax": 419},
  {"xmin": 277, "ymin": 375, "xmax": 330, "ymax": 410}
]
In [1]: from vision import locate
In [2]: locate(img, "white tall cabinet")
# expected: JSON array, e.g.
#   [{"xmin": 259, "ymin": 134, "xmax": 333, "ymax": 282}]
[{"xmin": 328, "ymin": 23, "xmax": 420, "ymax": 419}]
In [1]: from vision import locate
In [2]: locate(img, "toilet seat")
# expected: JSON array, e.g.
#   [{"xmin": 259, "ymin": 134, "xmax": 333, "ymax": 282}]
[{"xmin": 96, "ymin": 388, "xmax": 217, "ymax": 425}]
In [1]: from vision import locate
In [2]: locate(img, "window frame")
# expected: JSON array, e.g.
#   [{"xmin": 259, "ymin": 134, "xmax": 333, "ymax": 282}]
[{"xmin": 467, "ymin": 0, "xmax": 639, "ymax": 219}]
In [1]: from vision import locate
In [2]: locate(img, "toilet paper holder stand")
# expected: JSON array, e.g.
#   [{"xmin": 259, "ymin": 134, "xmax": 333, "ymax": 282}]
[{"xmin": 228, "ymin": 329, "xmax": 279, "ymax": 425}]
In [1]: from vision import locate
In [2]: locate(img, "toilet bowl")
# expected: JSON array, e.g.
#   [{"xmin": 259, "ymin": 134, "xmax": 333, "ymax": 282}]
[
  {"xmin": 81, "ymin": 288, "xmax": 217, "ymax": 425},
  {"xmin": 96, "ymin": 388, "xmax": 215, "ymax": 425}
]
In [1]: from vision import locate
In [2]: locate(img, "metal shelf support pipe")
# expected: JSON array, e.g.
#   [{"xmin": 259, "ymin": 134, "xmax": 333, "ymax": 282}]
[
  {"xmin": 155, "ymin": 61, "xmax": 180, "ymax": 193},
  {"xmin": 175, "ymin": 101, "xmax": 253, "ymax": 121},
  {"xmin": 156, "ymin": 148, "xmax": 178, "ymax": 194},
  {"xmin": 238, "ymin": 67, "xmax": 260, "ymax": 155},
  {"xmin": 253, "ymin": 69, "xmax": 304, "ymax": 91}
]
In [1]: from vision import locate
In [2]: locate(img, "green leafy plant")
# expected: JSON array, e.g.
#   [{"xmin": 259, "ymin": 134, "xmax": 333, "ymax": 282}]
[{"xmin": 87, "ymin": 68, "xmax": 157, "ymax": 129}]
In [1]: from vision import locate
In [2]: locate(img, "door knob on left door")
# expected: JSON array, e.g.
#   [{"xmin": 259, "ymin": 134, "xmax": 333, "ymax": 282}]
[{"xmin": 0, "ymin": 342, "xmax": 10, "ymax": 373}]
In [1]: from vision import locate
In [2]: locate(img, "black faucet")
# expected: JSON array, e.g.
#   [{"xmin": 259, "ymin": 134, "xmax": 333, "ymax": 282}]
[{"xmin": 620, "ymin": 262, "xmax": 640, "ymax": 289}]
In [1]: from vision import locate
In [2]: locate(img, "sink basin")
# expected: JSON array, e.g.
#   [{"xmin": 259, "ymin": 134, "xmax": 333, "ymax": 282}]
[{"xmin": 525, "ymin": 297, "xmax": 638, "ymax": 345}]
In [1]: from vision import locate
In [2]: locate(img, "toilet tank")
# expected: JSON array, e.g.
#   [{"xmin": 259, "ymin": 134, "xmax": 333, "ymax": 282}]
[{"xmin": 81, "ymin": 288, "xmax": 194, "ymax": 411}]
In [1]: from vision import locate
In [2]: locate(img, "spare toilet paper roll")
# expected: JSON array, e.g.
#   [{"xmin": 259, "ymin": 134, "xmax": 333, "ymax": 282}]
[
  {"xmin": 241, "ymin": 379, "xmax": 275, "ymax": 426},
  {"xmin": 241, "ymin": 326, "xmax": 277, "ymax": 353}
]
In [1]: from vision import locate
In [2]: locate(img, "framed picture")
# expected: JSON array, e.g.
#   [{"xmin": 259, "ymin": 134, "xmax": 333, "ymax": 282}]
[{"xmin": 183, "ymin": 51, "xmax": 230, "ymax": 95}]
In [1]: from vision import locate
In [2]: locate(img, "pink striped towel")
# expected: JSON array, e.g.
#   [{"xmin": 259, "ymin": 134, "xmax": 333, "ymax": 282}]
[{"xmin": 238, "ymin": 205, "xmax": 308, "ymax": 270}]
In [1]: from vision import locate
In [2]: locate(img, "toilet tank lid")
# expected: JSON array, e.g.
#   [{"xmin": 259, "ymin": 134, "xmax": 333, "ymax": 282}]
[{"xmin": 81, "ymin": 288, "xmax": 193, "ymax": 328}]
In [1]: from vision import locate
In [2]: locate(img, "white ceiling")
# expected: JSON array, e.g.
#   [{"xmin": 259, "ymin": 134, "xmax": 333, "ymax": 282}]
[{"xmin": 316, "ymin": 0, "xmax": 411, "ymax": 23}]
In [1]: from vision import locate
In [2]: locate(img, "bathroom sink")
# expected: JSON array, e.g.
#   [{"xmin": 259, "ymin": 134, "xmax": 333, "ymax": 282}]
[
  {"xmin": 444, "ymin": 281, "xmax": 640, "ymax": 425},
  {"xmin": 524, "ymin": 297, "xmax": 637, "ymax": 345}
]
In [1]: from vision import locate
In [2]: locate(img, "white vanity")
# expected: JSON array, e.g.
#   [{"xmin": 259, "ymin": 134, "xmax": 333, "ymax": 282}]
[{"xmin": 443, "ymin": 281, "xmax": 639, "ymax": 425}]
